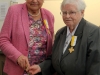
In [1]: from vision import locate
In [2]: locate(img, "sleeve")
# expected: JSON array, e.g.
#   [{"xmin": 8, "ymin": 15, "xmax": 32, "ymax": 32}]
[
  {"xmin": 0, "ymin": 6, "xmax": 22, "ymax": 64},
  {"xmin": 39, "ymin": 55, "xmax": 55, "ymax": 75},
  {"xmin": 86, "ymin": 27, "xmax": 100, "ymax": 75}
]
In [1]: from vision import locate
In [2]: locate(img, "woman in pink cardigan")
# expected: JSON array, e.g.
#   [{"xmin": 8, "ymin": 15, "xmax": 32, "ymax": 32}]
[{"xmin": 0, "ymin": 0, "xmax": 54, "ymax": 75}]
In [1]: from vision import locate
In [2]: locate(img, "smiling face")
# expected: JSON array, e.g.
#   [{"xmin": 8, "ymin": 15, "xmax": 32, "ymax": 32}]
[
  {"xmin": 26, "ymin": 0, "xmax": 44, "ymax": 12},
  {"xmin": 61, "ymin": 4, "xmax": 84, "ymax": 28}
]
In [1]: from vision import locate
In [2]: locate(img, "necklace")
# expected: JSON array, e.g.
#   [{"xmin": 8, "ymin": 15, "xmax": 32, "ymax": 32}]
[{"xmin": 28, "ymin": 10, "xmax": 40, "ymax": 17}]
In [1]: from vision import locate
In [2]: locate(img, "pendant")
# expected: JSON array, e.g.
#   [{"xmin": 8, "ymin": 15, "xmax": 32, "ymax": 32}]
[{"xmin": 69, "ymin": 47, "xmax": 74, "ymax": 53}]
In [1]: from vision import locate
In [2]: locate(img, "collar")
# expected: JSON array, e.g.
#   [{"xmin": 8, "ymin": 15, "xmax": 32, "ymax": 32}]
[{"xmin": 66, "ymin": 24, "xmax": 79, "ymax": 37}]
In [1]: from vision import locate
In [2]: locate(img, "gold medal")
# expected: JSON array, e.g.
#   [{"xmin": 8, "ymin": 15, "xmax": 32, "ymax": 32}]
[
  {"xmin": 69, "ymin": 47, "xmax": 74, "ymax": 53},
  {"xmin": 69, "ymin": 36, "xmax": 77, "ymax": 53}
]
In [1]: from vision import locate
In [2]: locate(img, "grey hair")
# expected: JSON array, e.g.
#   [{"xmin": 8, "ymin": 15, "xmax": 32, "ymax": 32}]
[{"xmin": 61, "ymin": 0, "xmax": 86, "ymax": 11}]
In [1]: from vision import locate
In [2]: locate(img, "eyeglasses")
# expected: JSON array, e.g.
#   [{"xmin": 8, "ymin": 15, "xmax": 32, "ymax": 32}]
[{"xmin": 60, "ymin": 11, "xmax": 79, "ymax": 16}]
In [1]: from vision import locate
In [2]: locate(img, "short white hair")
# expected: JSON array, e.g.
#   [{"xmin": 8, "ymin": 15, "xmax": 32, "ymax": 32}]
[{"xmin": 61, "ymin": 0, "xmax": 86, "ymax": 11}]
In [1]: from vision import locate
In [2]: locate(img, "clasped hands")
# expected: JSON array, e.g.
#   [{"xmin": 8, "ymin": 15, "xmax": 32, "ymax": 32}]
[{"xmin": 17, "ymin": 55, "xmax": 41, "ymax": 75}]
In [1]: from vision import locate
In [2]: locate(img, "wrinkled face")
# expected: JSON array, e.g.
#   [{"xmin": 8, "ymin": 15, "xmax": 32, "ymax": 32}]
[
  {"xmin": 26, "ymin": 0, "xmax": 44, "ymax": 11},
  {"xmin": 61, "ymin": 4, "xmax": 84, "ymax": 27}
]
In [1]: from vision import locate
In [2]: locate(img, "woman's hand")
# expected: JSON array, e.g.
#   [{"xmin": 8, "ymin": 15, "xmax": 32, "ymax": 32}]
[
  {"xmin": 17, "ymin": 55, "xmax": 30, "ymax": 71},
  {"xmin": 28, "ymin": 65, "xmax": 41, "ymax": 75}
]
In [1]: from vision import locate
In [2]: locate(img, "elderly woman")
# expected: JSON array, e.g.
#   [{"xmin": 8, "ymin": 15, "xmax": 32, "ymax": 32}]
[
  {"xmin": 28, "ymin": 0, "xmax": 100, "ymax": 75},
  {"xmin": 0, "ymin": 0, "xmax": 54, "ymax": 75}
]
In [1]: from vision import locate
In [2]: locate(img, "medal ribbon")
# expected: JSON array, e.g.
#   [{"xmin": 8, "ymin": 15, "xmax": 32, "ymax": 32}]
[
  {"xmin": 71, "ymin": 36, "xmax": 77, "ymax": 47},
  {"xmin": 43, "ymin": 20, "xmax": 50, "ymax": 34}
]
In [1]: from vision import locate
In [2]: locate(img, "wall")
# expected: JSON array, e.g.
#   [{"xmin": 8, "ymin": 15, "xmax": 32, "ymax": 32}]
[
  {"xmin": 84, "ymin": 0, "xmax": 100, "ymax": 26},
  {"xmin": 0, "ymin": 0, "xmax": 11, "ymax": 30},
  {"xmin": 0, "ymin": 0, "xmax": 100, "ymax": 33}
]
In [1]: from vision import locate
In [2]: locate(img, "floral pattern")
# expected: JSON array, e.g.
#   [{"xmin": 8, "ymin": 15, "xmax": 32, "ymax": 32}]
[{"xmin": 28, "ymin": 15, "xmax": 47, "ymax": 66}]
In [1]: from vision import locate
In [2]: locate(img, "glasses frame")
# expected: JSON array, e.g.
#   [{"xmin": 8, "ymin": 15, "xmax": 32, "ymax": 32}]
[{"xmin": 60, "ymin": 11, "xmax": 79, "ymax": 17}]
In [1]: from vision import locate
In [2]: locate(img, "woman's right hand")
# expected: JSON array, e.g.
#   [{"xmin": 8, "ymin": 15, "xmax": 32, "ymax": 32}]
[
  {"xmin": 29, "ymin": 64, "xmax": 41, "ymax": 75},
  {"xmin": 17, "ymin": 55, "xmax": 30, "ymax": 71}
]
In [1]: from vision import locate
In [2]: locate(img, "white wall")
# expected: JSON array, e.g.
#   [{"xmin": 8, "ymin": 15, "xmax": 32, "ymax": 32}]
[{"xmin": 0, "ymin": 0, "xmax": 11, "ymax": 30}]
